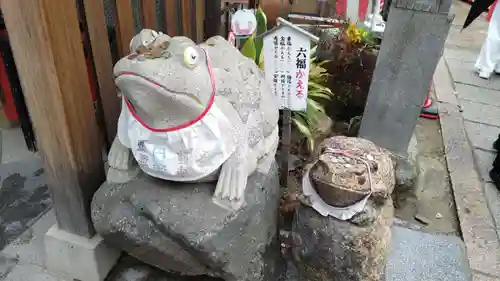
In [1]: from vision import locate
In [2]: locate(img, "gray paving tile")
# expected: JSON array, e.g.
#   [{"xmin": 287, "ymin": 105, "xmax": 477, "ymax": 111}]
[
  {"xmin": 446, "ymin": 58, "xmax": 500, "ymax": 90},
  {"xmin": 439, "ymin": 102, "xmax": 500, "ymax": 276},
  {"xmin": 1, "ymin": 128, "xmax": 36, "ymax": 164},
  {"xmin": 434, "ymin": 57, "xmax": 459, "ymax": 105},
  {"xmin": 456, "ymin": 83, "xmax": 500, "ymax": 107},
  {"xmin": 461, "ymin": 99, "xmax": 500, "ymax": 127},
  {"xmin": 484, "ymin": 183, "xmax": 500, "ymax": 239},
  {"xmin": 445, "ymin": 25, "xmax": 487, "ymax": 52},
  {"xmin": 0, "ymin": 254, "xmax": 18, "ymax": 280},
  {"xmin": 473, "ymin": 272, "xmax": 500, "ymax": 281},
  {"xmin": 2, "ymin": 264, "xmax": 67, "ymax": 281},
  {"xmin": 386, "ymin": 226, "xmax": 470, "ymax": 281},
  {"xmin": 2, "ymin": 210, "xmax": 55, "ymax": 267},
  {"xmin": 444, "ymin": 48, "xmax": 478, "ymax": 63},
  {"xmin": 465, "ymin": 121, "xmax": 499, "ymax": 151},
  {"xmin": 473, "ymin": 149, "xmax": 495, "ymax": 182}
]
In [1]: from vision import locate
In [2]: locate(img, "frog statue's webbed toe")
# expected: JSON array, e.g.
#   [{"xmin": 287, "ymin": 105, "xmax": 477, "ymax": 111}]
[
  {"xmin": 107, "ymin": 136, "xmax": 140, "ymax": 184},
  {"xmin": 212, "ymin": 135, "xmax": 249, "ymax": 211}
]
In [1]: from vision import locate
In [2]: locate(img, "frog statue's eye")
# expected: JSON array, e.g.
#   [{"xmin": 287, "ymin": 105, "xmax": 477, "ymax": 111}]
[{"xmin": 183, "ymin": 46, "xmax": 199, "ymax": 68}]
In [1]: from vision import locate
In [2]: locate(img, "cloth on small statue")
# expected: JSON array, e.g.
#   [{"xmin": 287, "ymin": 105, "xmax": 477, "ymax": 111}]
[{"xmin": 302, "ymin": 162, "xmax": 371, "ymax": 221}]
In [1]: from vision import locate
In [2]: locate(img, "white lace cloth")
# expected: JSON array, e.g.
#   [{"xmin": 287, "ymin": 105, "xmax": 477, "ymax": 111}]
[{"xmin": 117, "ymin": 98, "xmax": 236, "ymax": 182}]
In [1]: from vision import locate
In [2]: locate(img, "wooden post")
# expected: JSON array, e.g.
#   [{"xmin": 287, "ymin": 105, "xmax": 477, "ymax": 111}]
[
  {"xmin": 82, "ymin": 0, "xmax": 121, "ymax": 147},
  {"xmin": 204, "ymin": 0, "xmax": 222, "ymax": 39},
  {"xmin": 114, "ymin": 0, "xmax": 135, "ymax": 57},
  {"xmin": 141, "ymin": 0, "xmax": 158, "ymax": 30},
  {"xmin": 165, "ymin": 0, "xmax": 179, "ymax": 36},
  {"xmin": 181, "ymin": 0, "xmax": 193, "ymax": 37},
  {"xmin": 196, "ymin": 0, "xmax": 206, "ymax": 42},
  {"xmin": 280, "ymin": 110, "xmax": 291, "ymax": 188},
  {"xmin": 2, "ymin": 0, "xmax": 105, "ymax": 238},
  {"xmin": 359, "ymin": 0, "xmax": 452, "ymax": 156}
]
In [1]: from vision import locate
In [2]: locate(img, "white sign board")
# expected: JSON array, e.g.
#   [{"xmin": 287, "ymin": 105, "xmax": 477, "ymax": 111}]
[{"xmin": 263, "ymin": 26, "xmax": 311, "ymax": 111}]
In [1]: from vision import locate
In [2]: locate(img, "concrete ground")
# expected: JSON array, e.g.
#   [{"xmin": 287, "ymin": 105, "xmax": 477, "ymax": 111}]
[
  {"xmin": 435, "ymin": 1, "xmax": 500, "ymax": 279},
  {"xmin": 0, "ymin": 128, "xmax": 37, "ymax": 165}
]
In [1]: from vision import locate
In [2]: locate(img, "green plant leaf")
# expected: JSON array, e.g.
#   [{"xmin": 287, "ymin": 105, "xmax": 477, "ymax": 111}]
[
  {"xmin": 317, "ymin": 60, "xmax": 330, "ymax": 67},
  {"xmin": 309, "ymin": 65, "xmax": 328, "ymax": 78},
  {"xmin": 292, "ymin": 113, "xmax": 315, "ymax": 151},
  {"xmin": 309, "ymin": 91, "xmax": 332, "ymax": 100},
  {"xmin": 308, "ymin": 81, "xmax": 333, "ymax": 94},
  {"xmin": 258, "ymin": 51, "xmax": 265, "ymax": 70},
  {"xmin": 255, "ymin": 7, "xmax": 267, "ymax": 64},
  {"xmin": 240, "ymin": 35, "xmax": 257, "ymax": 62},
  {"xmin": 307, "ymin": 98, "xmax": 325, "ymax": 113}
]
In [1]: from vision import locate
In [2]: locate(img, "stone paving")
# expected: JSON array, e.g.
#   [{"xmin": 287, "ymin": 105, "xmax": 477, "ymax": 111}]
[{"xmin": 435, "ymin": 1, "xmax": 500, "ymax": 279}]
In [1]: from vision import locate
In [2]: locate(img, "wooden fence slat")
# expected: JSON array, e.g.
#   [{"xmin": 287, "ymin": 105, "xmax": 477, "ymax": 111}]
[
  {"xmin": 115, "ymin": 0, "xmax": 135, "ymax": 56},
  {"xmin": 165, "ymin": 0, "xmax": 178, "ymax": 36},
  {"xmin": 82, "ymin": 0, "xmax": 121, "ymax": 146},
  {"xmin": 196, "ymin": 0, "xmax": 205, "ymax": 42},
  {"xmin": 181, "ymin": 0, "xmax": 192, "ymax": 37},
  {"xmin": 204, "ymin": 0, "xmax": 222, "ymax": 39},
  {"xmin": 141, "ymin": 0, "xmax": 158, "ymax": 30},
  {"xmin": 1, "ymin": 0, "xmax": 105, "ymax": 237}
]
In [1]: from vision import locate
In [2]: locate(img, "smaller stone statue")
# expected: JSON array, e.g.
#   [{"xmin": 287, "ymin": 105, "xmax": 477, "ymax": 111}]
[
  {"xmin": 106, "ymin": 29, "xmax": 279, "ymax": 211},
  {"xmin": 293, "ymin": 136, "xmax": 395, "ymax": 281}
]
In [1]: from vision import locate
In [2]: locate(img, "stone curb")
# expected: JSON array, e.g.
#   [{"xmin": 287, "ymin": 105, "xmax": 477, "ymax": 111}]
[{"xmin": 434, "ymin": 57, "xmax": 500, "ymax": 278}]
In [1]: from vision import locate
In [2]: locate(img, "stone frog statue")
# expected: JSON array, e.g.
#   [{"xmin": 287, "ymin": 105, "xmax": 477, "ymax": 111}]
[{"xmin": 107, "ymin": 29, "xmax": 279, "ymax": 210}]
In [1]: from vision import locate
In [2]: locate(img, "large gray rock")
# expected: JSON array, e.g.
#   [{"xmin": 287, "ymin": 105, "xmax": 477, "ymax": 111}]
[
  {"xmin": 106, "ymin": 256, "xmax": 222, "ymax": 281},
  {"xmin": 92, "ymin": 163, "xmax": 283, "ymax": 281},
  {"xmin": 292, "ymin": 200, "xmax": 394, "ymax": 281},
  {"xmin": 392, "ymin": 156, "xmax": 418, "ymax": 209}
]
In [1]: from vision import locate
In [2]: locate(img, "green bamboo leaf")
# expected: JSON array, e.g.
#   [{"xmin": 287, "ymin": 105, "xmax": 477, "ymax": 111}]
[
  {"xmin": 258, "ymin": 51, "xmax": 265, "ymax": 70},
  {"xmin": 292, "ymin": 114, "xmax": 315, "ymax": 150},
  {"xmin": 317, "ymin": 60, "xmax": 330, "ymax": 67},
  {"xmin": 292, "ymin": 114, "xmax": 313, "ymax": 137},
  {"xmin": 295, "ymin": 111, "xmax": 309, "ymax": 122},
  {"xmin": 309, "ymin": 91, "xmax": 332, "ymax": 100},
  {"xmin": 240, "ymin": 35, "xmax": 257, "ymax": 62},
  {"xmin": 255, "ymin": 7, "xmax": 267, "ymax": 64},
  {"xmin": 308, "ymin": 81, "xmax": 333, "ymax": 94},
  {"xmin": 308, "ymin": 98, "xmax": 325, "ymax": 113}
]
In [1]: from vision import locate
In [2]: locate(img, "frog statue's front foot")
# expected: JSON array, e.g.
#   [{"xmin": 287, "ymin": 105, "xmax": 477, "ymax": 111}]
[
  {"xmin": 106, "ymin": 136, "xmax": 140, "ymax": 184},
  {"xmin": 213, "ymin": 124, "xmax": 279, "ymax": 210}
]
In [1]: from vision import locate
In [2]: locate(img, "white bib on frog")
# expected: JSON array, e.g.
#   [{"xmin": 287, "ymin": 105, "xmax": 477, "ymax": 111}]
[{"xmin": 117, "ymin": 98, "xmax": 237, "ymax": 182}]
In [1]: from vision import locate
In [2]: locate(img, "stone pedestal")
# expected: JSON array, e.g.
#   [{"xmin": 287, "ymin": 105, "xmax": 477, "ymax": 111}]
[
  {"xmin": 292, "ymin": 136, "xmax": 395, "ymax": 281},
  {"xmin": 44, "ymin": 225, "xmax": 121, "ymax": 281},
  {"xmin": 91, "ymin": 162, "xmax": 283, "ymax": 281},
  {"xmin": 359, "ymin": 0, "xmax": 452, "ymax": 156},
  {"xmin": 293, "ymin": 201, "xmax": 394, "ymax": 281}
]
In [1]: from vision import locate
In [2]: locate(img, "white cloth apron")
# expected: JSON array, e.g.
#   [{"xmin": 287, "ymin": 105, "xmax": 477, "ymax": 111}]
[
  {"xmin": 117, "ymin": 98, "xmax": 237, "ymax": 182},
  {"xmin": 476, "ymin": 2, "xmax": 500, "ymax": 74}
]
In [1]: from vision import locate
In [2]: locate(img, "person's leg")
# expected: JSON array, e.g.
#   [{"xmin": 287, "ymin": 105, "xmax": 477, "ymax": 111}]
[
  {"xmin": 420, "ymin": 85, "xmax": 439, "ymax": 119},
  {"xmin": 381, "ymin": 0, "xmax": 392, "ymax": 21},
  {"xmin": 476, "ymin": 1, "xmax": 500, "ymax": 79},
  {"xmin": 490, "ymin": 134, "xmax": 500, "ymax": 190}
]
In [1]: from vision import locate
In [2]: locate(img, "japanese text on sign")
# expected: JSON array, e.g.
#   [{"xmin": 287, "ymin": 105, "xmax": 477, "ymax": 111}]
[{"xmin": 263, "ymin": 26, "xmax": 311, "ymax": 111}]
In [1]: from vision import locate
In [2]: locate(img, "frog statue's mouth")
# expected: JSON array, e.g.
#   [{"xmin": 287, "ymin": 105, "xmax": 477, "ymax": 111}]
[{"xmin": 115, "ymin": 49, "xmax": 216, "ymax": 133}]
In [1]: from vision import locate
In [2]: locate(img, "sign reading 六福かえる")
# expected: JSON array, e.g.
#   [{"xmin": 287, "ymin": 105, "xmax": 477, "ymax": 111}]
[{"xmin": 263, "ymin": 24, "xmax": 311, "ymax": 111}]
